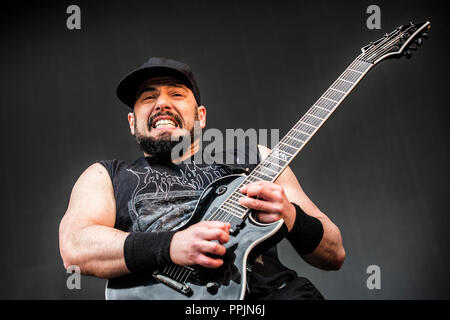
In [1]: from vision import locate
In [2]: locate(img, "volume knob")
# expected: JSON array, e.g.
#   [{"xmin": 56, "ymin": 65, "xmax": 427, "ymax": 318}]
[{"xmin": 206, "ymin": 282, "xmax": 220, "ymax": 294}]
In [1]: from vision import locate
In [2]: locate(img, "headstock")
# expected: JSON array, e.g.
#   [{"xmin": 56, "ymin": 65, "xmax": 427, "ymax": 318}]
[{"xmin": 360, "ymin": 21, "xmax": 431, "ymax": 64}]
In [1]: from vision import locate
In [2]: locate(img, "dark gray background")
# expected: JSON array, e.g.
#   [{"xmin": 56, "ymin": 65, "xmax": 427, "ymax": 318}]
[{"xmin": 0, "ymin": 0, "xmax": 448, "ymax": 299}]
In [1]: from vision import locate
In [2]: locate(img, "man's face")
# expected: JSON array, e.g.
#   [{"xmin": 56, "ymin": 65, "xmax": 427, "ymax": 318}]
[{"xmin": 128, "ymin": 76, "xmax": 206, "ymax": 160}]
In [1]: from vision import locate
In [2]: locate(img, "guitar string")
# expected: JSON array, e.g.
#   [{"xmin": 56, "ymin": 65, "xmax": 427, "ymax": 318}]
[
  {"xmin": 361, "ymin": 34, "xmax": 403, "ymax": 61},
  {"xmin": 284, "ymin": 27, "xmax": 413, "ymax": 152},
  {"xmin": 252, "ymin": 58, "xmax": 369, "ymax": 171},
  {"xmin": 228, "ymin": 25, "xmax": 421, "ymax": 221},
  {"xmin": 359, "ymin": 24, "xmax": 413, "ymax": 60},
  {"xmin": 203, "ymin": 35, "xmax": 402, "ymax": 224},
  {"xmin": 360, "ymin": 31, "xmax": 400, "ymax": 60},
  {"xmin": 191, "ymin": 27, "xmax": 414, "ymax": 228},
  {"xmin": 368, "ymin": 32, "xmax": 410, "ymax": 62},
  {"xmin": 226, "ymin": 33, "xmax": 405, "ymax": 203},
  {"xmin": 361, "ymin": 25, "xmax": 415, "ymax": 62},
  {"xmin": 160, "ymin": 28, "xmax": 414, "ymax": 284},
  {"xmin": 205, "ymin": 50, "xmax": 391, "ymax": 224},
  {"xmin": 204, "ymin": 57, "xmax": 370, "ymax": 224}
]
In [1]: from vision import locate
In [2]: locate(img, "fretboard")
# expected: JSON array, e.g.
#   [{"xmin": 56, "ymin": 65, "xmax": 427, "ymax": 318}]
[{"xmin": 212, "ymin": 56, "xmax": 374, "ymax": 221}]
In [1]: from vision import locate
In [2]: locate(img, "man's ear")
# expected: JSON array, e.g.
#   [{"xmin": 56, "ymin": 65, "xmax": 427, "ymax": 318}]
[
  {"xmin": 198, "ymin": 105, "xmax": 207, "ymax": 129},
  {"xmin": 127, "ymin": 112, "xmax": 135, "ymax": 135}
]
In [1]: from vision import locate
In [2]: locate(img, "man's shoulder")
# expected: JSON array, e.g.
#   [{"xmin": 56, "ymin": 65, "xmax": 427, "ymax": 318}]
[
  {"xmin": 97, "ymin": 158, "xmax": 124, "ymax": 170},
  {"xmin": 95, "ymin": 157, "xmax": 146, "ymax": 178},
  {"xmin": 97, "ymin": 156, "xmax": 146, "ymax": 166}
]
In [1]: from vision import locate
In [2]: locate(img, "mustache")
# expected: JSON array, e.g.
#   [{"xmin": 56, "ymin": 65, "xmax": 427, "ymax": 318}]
[{"xmin": 147, "ymin": 111, "xmax": 184, "ymax": 129}]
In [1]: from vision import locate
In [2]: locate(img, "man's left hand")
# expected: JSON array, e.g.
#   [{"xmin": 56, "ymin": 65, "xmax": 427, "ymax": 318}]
[{"xmin": 239, "ymin": 181, "xmax": 296, "ymax": 231}]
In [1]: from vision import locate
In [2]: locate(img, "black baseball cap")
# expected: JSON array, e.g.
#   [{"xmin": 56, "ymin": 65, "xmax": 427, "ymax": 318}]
[{"xmin": 116, "ymin": 57, "xmax": 201, "ymax": 109}]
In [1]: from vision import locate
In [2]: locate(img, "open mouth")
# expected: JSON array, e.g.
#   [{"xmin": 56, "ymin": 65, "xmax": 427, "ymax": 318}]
[{"xmin": 151, "ymin": 115, "xmax": 181, "ymax": 130}]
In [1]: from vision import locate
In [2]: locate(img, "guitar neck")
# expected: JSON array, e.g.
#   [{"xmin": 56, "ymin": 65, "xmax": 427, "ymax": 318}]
[{"xmin": 218, "ymin": 55, "xmax": 374, "ymax": 220}]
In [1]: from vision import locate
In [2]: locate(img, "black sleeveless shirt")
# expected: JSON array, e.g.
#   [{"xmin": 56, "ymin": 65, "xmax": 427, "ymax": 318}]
[{"xmin": 98, "ymin": 145, "xmax": 323, "ymax": 299}]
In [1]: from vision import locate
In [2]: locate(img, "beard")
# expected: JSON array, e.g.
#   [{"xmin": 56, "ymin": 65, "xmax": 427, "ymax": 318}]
[{"xmin": 134, "ymin": 110, "xmax": 199, "ymax": 163}]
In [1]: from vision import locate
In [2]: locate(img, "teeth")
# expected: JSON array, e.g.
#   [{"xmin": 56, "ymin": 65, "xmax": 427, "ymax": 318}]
[{"xmin": 154, "ymin": 119, "xmax": 177, "ymax": 129}]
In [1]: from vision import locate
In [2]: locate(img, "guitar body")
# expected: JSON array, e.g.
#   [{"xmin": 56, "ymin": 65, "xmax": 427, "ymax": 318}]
[{"xmin": 106, "ymin": 174, "xmax": 285, "ymax": 300}]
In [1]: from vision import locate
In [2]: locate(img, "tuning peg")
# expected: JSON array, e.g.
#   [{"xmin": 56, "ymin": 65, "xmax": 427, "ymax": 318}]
[
  {"xmin": 421, "ymin": 32, "xmax": 429, "ymax": 39},
  {"xmin": 409, "ymin": 43, "xmax": 418, "ymax": 51},
  {"xmin": 404, "ymin": 50, "xmax": 412, "ymax": 59},
  {"xmin": 415, "ymin": 38, "xmax": 423, "ymax": 46}
]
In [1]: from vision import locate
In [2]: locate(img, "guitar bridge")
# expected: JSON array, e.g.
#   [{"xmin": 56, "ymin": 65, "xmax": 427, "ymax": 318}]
[{"xmin": 153, "ymin": 271, "xmax": 193, "ymax": 297}]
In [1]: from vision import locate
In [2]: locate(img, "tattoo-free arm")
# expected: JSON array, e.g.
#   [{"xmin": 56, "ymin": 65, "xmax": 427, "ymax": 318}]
[
  {"xmin": 59, "ymin": 163, "xmax": 131, "ymax": 279},
  {"xmin": 258, "ymin": 145, "xmax": 345, "ymax": 270}
]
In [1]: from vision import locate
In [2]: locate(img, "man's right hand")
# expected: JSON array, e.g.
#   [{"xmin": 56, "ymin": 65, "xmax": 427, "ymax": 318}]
[{"xmin": 169, "ymin": 221, "xmax": 231, "ymax": 268}]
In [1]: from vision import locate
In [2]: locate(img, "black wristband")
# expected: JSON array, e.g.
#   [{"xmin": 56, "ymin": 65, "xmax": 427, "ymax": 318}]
[
  {"xmin": 286, "ymin": 202, "xmax": 324, "ymax": 255},
  {"xmin": 124, "ymin": 231, "xmax": 176, "ymax": 273}
]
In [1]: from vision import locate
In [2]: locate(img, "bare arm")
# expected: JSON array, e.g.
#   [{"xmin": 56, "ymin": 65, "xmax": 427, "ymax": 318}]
[
  {"xmin": 59, "ymin": 163, "xmax": 130, "ymax": 278},
  {"xmin": 244, "ymin": 145, "xmax": 346, "ymax": 270}
]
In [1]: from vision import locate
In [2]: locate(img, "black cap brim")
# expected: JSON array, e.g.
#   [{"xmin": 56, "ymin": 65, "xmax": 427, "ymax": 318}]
[{"xmin": 116, "ymin": 66, "xmax": 198, "ymax": 109}]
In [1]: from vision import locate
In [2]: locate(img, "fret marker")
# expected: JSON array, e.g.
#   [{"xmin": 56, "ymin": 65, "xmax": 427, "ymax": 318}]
[{"xmin": 272, "ymin": 150, "xmax": 288, "ymax": 161}]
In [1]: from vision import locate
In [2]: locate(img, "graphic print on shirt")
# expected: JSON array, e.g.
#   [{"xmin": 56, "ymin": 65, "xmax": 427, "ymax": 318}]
[{"xmin": 126, "ymin": 163, "xmax": 231, "ymax": 232}]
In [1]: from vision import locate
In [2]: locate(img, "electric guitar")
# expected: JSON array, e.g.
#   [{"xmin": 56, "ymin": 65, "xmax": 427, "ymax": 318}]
[{"xmin": 106, "ymin": 21, "xmax": 431, "ymax": 300}]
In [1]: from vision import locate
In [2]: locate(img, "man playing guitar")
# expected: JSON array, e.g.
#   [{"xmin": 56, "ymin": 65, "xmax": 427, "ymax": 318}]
[{"xmin": 59, "ymin": 57, "xmax": 345, "ymax": 300}]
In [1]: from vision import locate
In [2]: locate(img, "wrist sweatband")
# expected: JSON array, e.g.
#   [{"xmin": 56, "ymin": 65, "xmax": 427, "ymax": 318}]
[
  {"xmin": 286, "ymin": 202, "xmax": 324, "ymax": 255},
  {"xmin": 124, "ymin": 231, "xmax": 176, "ymax": 273}
]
